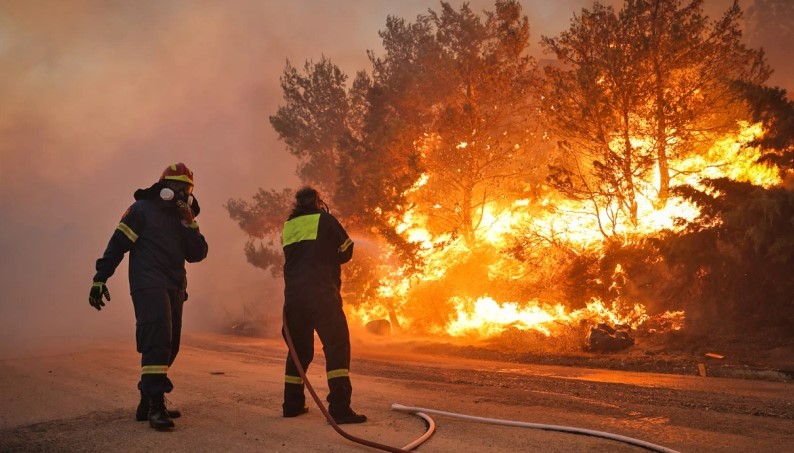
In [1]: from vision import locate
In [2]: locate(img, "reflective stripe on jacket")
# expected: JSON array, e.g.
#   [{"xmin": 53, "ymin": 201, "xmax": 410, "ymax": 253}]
[
  {"xmin": 94, "ymin": 196, "xmax": 208, "ymax": 291},
  {"xmin": 282, "ymin": 208, "xmax": 353, "ymax": 303}
]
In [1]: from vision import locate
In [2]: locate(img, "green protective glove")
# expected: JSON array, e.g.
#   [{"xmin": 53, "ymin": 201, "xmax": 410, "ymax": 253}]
[{"xmin": 89, "ymin": 282, "xmax": 111, "ymax": 311}]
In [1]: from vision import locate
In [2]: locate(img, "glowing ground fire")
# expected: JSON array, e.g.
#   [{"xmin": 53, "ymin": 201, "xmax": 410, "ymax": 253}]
[{"xmin": 349, "ymin": 122, "xmax": 780, "ymax": 340}]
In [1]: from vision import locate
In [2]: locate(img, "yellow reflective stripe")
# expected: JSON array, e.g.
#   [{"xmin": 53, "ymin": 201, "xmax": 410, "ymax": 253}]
[
  {"xmin": 327, "ymin": 368, "xmax": 349, "ymax": 380},
  {"xmin": 338, "ymin": 238, "xmax": 353, "ymax": 253},
  {"xmin": 285, "ymin": 375, "xmax": 304, "ymax": 385},
  {"xmin": 141, "ymin": 365, "xmax": 168, "ymax": 375},
  {"xmin": 282, "ymin": 214, "xmax": 320, "ymax": 247},
  {"xmin": 163, "ymin": 175, "xmax": 194, "ymax": 184},
  {"xmin": 116, "ymin": 222, "xmax": 138, "ymax": 242},
  {"xmin": 188, "ymin": 220, "xmax": 199, "ymax": 229}
]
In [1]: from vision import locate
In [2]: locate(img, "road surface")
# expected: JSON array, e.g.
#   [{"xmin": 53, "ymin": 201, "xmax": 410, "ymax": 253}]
[{"xmin": 1, "ymin": 332, "xmax": 792, "ymax": 452}]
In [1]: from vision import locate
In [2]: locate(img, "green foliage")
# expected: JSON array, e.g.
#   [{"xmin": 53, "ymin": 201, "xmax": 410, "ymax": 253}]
[
  {"xmin": 664, "ymin": 179, "xmax": 794, "ymax": 334},
  {"xmin": 224, "ymin": 188, "xmax": 293, "ymax": 276},
  {"xmin": 733, "ymin": 81, "xmax": 794, "ymax": 171},
  {"xmin": 269, "ymin": 57, "xmax": 351, "ymax": 194}
]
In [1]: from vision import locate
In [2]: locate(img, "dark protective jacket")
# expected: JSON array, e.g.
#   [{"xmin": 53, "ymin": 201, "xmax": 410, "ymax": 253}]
[
  {"xmin": 93, "ymin": 183, "xmax": 209, "ymax": 291},
  {"xmin": 282, "ymin": 207, "xmax": 353, "ymax": 304}
]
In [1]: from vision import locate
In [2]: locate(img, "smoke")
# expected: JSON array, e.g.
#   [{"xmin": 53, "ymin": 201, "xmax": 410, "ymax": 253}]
[
  {"xmin": 1, "ymin": 0, "xmax": 790, "ymax": 351},
  {"xmin": 0, "ymin": 0, "xmax": 497, "ymax": 348}
]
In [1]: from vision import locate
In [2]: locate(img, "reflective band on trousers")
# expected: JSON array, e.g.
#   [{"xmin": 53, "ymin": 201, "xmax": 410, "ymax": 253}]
[
  {"xmin": 141, "ymin": 365, "xmax": 168, "ymax": 375},
  {"xmin": 327, "ymin": 368, "xmax": 349, "ymax": 380},
  {"xmin": 117, "ymin": 222, "xmax": 139, "ymax": 242},
  {"xmin": 285, "ymin": 375, "xmax": 304, "ymax": 385}
]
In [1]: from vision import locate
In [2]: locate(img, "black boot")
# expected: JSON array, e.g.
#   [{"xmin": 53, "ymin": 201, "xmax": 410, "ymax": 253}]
[
  {"xmin": 283, "ymin": 382, "xmax": 308, "ymax": 417},
  {"xmin": 282, "ymin": 404, "xmax": 309, "ymax": 418},
  {"xmin": 148, "ymin": 393, "xmax": 175, "ymax": 429},
  {"xmin": 136, "ymin": 391, "xmax": 181, "ymax": 421},
  {"xmin": 330, "ymin": 408, "xmax": 367, "ymax": 424}
]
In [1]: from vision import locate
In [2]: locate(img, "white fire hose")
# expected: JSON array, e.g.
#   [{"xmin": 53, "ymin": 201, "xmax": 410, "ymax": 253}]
[
  {"xmin": 284, "ymin": 310, "xmax": 678, "ymax": 452},
  {"xmin": 392, "ymin": 403, "xmax": 680, "ymax": 453}
]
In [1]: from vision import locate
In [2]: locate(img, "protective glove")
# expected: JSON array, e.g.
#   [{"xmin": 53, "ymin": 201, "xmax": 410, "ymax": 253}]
[
  {"xmin": 176, "ymin": 200, "xmax": 196, "ymax": 228},
  {"xmin": 89, "ymin": 281, "xmax": 111, "ymax": 311},
  {"xmin": 176, "ymin": 200, "xmax": 197, "ymax": 228}
]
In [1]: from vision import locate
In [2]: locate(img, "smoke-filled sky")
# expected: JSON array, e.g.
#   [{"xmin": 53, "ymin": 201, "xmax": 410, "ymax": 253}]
[{"xmin": 0, "ymin": 0, "xmax": 787, "ymax": 347}]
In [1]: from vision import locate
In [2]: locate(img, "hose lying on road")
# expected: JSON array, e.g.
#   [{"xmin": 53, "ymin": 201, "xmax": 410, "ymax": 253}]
[
  {"xmin": 284, "ymin": 310, "xmax": 675, "ymax": 453},
  {"xmin": 282, "ymin": 311, "xmax": 435, "ymax": 452},
  {"xmin": 392, "ymin": 403, "xmax": 681, "ymax": 453},
  {"xmin": 400, "ymin": 411, "xmax": 436, "ymax": 451}
]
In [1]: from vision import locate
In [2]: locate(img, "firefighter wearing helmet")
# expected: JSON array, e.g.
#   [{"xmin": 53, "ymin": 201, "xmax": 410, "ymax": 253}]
[{"xmin": 89, "ymin": 162, "xmax": 208, "ymax": 430}]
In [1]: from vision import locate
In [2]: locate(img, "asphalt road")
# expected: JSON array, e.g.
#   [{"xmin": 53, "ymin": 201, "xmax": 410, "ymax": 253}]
[{"xmin": 1, "ymin": 332, "xmax": 792, "ymax": 452}]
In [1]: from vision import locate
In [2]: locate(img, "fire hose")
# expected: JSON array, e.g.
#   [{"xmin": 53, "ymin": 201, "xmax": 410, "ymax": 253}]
[
  {"xmin": 391, "ymin": 404, "xmax": 680, "ymax": 453},
  {"xmin": 282, "ymin": 311, "xmax": 435, "ymax": 452},
  {"xmin": 283, "ymin": 312, "xmax": 679, "ymax": 452}
]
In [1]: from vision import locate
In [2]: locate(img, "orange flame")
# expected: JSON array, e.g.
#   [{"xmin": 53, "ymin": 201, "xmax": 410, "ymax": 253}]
[{"xmin": 350, "ymin": 121, "xmax": 776, "ymax": 340}]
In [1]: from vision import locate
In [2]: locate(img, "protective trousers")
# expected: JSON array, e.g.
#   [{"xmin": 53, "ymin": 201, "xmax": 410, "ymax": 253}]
[
  {"xmin": 132, "ymin": 288, "xmax": 185, "ymax": 397},
  {"xmin": 282, "ymin": 299, "xmax": 353, "ymax": 416}
]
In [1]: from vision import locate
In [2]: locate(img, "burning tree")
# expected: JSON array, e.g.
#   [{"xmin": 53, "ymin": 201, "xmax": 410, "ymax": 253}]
[
  {"xmin": 659, "ymin": 84, "xmax": 794, "ymax": 334},
  {"xmin": 540, "ymin": 0, "xmax": 769, "ymax": 230},
  {"xmin": 331, "ymin": 0, "xmax": 548, "ymax": 331},
  {"xmin": 227, "ymin": 0, "xmax": 793, "ymax": 344}
]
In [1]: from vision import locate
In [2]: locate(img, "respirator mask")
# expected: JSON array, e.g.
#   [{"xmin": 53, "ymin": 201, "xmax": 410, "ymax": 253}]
[{"xmin": 160, "ymin": 183, "xmax": 194, "ymax": 206}]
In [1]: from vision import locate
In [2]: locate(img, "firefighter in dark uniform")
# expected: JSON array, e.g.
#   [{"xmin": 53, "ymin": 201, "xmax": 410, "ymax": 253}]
[
  {"xmin": 88, "ymin": 162, "xmax": 208, "ymax": 430},
  {"xmin": 281, "ymin": 186, "xmax": 366, "ymax": 424}
]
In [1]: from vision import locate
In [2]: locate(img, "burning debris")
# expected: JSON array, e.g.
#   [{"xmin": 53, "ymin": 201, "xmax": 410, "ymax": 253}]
[
  {"xmin": 584, "ymin": 323, "xmax": 635, "ymax": 353},
  {"xmin": 365, "ymin": 319, "xmax": 392, "ymax": 336}
]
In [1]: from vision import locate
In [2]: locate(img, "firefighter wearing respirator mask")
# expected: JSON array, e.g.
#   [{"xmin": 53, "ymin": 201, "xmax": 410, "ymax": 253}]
[{"xmin": 88, "ymin": 162, "xmax": 208, "ymax": 430}]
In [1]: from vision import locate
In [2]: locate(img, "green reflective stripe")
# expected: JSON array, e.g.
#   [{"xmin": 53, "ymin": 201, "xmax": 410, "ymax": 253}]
[
  {"xmin": 141, "ymin": 365, "xmax": 168, "ymax": 375},
  {"xmin": 188, "ymin": 220, "xmax": 199, "ymax": 229},
  {"xmin": 282, "ymin": 214, "xmax": 320, "ymax": 247},
  {"xmin": 338, "ymin": 238, "xmax": 353, "ymax": 253},
  {"xmin": 92, "ymin": 281, "xmax": 105, "ymax": 288},
  {"xmin": 116, "ymin": 222, "xmax": 138, "ymax": 242},
  {"xmin": 285, "ymin": 375, "xmax": 304, "ymax": 385},
  {"xmin": 327, "ymin": 368, "xmax": 349, "ymax": 380}
]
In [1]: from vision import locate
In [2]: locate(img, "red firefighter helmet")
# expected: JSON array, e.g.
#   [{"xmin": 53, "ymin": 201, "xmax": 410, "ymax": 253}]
[{"xmin": 160, "ymin": 162, "xmax": 194, "ymax": 186}]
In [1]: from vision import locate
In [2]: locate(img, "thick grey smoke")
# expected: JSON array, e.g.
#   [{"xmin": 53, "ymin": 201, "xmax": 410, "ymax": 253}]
[{"xmin": 0, "ymin": 0, "xmax": 789, "ymax": 350}]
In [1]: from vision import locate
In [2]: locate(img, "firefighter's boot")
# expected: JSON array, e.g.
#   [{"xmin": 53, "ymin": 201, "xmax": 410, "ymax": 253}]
[
  {"xmin": 283, "ymin": 382, "xmax": 308, "ymax": 417},
  {"xmin": 330, "ymin": 408, "xmax": 367, "ymax": 424},
  {"xmin": 136, "ymin": 391, "xmax": 181, "ymax": 421},
  {"xmin": 148, "ymin": 393, "xmax": 175, "ymax": 429}
]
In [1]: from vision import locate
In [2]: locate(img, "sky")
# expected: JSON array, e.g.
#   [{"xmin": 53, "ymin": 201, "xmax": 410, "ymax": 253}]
[{"xmin": 0, "ymin": 0, "xmax": 788, "ymax": 347}]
